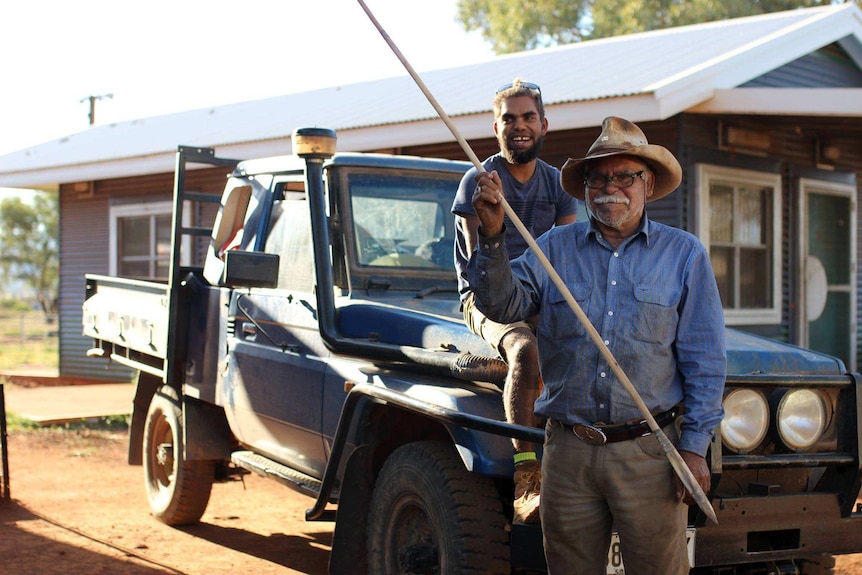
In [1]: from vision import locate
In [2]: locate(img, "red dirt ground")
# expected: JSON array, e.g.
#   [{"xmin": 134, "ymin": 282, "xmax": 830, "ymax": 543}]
[
  {"xmin": 0, "ymin": 428, "xmax": 333, "ymax": 575},
  {"xmin": 2, "ymin": 427, "xmax": 862, "ymax": 574}
]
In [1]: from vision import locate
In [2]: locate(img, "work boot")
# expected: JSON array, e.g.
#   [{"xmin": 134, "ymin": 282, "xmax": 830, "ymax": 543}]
[{"xmin": 513, "ymin": 459, "xmax": 541, "ymax": 524}]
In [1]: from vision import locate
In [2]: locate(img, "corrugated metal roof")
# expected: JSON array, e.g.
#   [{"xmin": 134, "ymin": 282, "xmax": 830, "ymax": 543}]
[{"xmin": 1, "ymin": 3, "xmax": 860, "ymax": 186}]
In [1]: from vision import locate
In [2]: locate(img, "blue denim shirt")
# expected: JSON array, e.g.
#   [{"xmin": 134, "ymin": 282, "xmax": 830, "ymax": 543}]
[{"xmin": 468, "ymin": 215, "xmax": 726, "ymax": 456}]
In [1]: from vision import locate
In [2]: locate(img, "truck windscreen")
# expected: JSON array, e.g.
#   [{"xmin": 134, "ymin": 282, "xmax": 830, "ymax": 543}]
[{"xmin": 348, "ymin": 172, "xmax": 459, "ymax": 271}]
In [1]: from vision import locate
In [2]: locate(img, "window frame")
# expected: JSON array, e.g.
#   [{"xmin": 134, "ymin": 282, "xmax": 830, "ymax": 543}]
[
  {"xmin": 109, "ymin": 201, "xmax": 190, "ymax": 278},
  {"xmin": 696, "ymin": 164, "xmax": 783, "ymax": 325}
]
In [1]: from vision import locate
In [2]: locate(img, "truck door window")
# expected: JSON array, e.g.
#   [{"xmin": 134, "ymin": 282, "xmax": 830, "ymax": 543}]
[{"xmin": 263, "ymin": 189, "xmax": 314, "ymax": 292}]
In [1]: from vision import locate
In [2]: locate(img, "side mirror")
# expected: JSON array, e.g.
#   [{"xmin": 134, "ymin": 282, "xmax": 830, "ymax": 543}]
[{"xmin": 222, "ymin": 251, "xmax": 279, "ymax": 288}]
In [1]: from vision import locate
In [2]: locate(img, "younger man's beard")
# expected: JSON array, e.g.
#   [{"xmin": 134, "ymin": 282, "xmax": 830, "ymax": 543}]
[{"xmin": 499, "ymin": 134, "xmax": 544, "ymax": 165}]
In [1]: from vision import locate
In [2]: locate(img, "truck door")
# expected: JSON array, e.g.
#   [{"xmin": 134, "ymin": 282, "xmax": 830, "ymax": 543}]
[{"xmin": 225, "ymin": 180, "xmax": 329, "ymax": 477}]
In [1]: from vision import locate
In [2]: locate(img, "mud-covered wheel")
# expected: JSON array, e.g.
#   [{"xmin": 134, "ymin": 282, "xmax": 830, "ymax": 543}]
[
  {"xmin": 368, "ymin": 440, "xmax": 510, "ymax": 574},
  {"xmin": 143, "ymin": 385, "xmax": 214, "ymax": 525},
  {"xmin": 799, "ymin": 555, "xmax": 836, "ymax": 575}
]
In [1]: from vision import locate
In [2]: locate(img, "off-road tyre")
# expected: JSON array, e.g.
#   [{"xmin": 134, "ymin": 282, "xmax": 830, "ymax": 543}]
[
  {"xmin": 367, "ymin": 440, "xmax": 510, "ymax": 574},
  {"xmin": 143, "ymin": 385, "xmax": 214, "ymax": 526}
]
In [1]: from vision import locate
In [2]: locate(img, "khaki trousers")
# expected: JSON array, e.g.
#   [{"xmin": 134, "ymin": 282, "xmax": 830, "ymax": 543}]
[{"xmin": 540, "ymin": 418, "xmax": 690, "ymax": 575}]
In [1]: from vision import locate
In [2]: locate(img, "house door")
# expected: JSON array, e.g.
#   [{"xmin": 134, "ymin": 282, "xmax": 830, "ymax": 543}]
[{"xmin": 800, "ymin": 178, "xmax": 856, "ymax": 371}]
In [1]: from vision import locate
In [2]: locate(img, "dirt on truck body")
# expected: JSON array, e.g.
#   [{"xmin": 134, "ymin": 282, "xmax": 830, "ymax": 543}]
[{"xmin": 82, "ymin": 128, "xmax": 862, "ymax": 574}]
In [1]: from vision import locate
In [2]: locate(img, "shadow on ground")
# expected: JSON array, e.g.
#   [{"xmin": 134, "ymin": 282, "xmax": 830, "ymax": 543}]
[
  {"xmin": 0, "ymin": 498, "xmax": 181, "ymax": 574},
  {"xmin": 180, "ymin": 521, "xmax": 333, "ymax": 571}
]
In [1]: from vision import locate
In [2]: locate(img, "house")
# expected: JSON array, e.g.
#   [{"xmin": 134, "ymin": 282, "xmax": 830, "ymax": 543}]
[{"xmin": 1, "ymin": 3, "xmax": 861, "ymax": 380}]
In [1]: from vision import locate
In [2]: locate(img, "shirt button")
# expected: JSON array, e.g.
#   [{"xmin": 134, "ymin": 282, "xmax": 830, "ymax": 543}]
[
  {"xmin": 608, "ymin": 310, "xmax": 613, "ymax": 316},
  {"xmin": 600, "ymin": 372, "xmax": 606, "ymax": 378},
  {"xmin": 613, "ymin": 252, "xmax": 619, "ymax": 257},
  {"xmin": 483, "ymin": 243, "xmax": 489, "ymax": 249},
  {"xmin": 611, "ymin": 280, "xmax": 617, "ymax": 286},
  {"xmin": 493, "ymin": 242, "xmax": 500, "ymax": 248},
  {"xmin": 604, "ymin": 339, "xmax": 610, "ymax": 345},
  {"xmin": 480, "ymin": 271, "xmax": 486, "ymax": 276},
  {"xmin": 599, "ymin": 403, "xmax": 605, "ymax": 409}
]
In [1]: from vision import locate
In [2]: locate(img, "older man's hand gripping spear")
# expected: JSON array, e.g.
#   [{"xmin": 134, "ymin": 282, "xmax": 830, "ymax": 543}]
[{"xmin": 356, "ymin": 0, "xmax": 718, "ymax": 525}]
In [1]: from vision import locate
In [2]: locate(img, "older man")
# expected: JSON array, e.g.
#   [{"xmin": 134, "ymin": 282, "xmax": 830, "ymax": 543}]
[{"xmin": 469, "ymin": 117, "xmax": 725, "ymax": 574}]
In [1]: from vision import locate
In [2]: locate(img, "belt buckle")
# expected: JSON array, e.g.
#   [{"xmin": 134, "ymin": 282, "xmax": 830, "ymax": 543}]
[{"xmin": 572, "ymin": 423, "xmax": 607, "ymax": 446}]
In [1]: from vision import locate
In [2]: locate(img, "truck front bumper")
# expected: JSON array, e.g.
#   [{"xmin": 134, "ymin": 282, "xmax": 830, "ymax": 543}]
[
  {"xmin": 696, "ymin": 492, "xmax": 862, "ymax": 566},
  {"xmin": 510, "ymin": 492, "xmax": 862, "ymax": 571}
]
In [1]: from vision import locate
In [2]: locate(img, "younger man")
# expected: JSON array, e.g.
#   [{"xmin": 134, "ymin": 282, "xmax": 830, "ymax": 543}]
[{"xmin": 452, "ymin": 79, "xmax": 578, "ymax": 524}]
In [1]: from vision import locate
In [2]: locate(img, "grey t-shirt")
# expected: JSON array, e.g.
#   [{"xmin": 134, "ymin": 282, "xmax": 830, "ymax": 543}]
[{"xmin": 452, "ymin": 154, "xmax": 578, "ymax": 299}]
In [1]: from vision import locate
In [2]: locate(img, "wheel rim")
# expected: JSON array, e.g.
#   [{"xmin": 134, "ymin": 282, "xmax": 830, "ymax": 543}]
[
  {"xmin": 383, "ymin": 493, "xmax": 440, "ymax": 574},
  {"xmin": 148, "ymin": 410, "xmax": 176, "ymax": 493}
]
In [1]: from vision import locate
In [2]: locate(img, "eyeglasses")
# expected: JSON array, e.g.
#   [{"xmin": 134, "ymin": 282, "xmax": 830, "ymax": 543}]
[
  {"xmin": 496, "ymin": 81, "xmax": 541, "ymax": 95},
  {"xmin": 584, "ymin": 171, "xmax": 645, "ymax": 190}
]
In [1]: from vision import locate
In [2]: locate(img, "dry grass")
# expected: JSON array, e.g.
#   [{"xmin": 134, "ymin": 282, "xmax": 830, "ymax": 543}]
[{"xmin": 0, "ymin": 309, "xmax": 58, "ymax": 371}]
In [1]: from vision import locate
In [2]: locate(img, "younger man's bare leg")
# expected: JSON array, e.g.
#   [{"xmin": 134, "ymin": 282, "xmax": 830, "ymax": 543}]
[{"xmin": 500, "ymin": 327, "xmax": 543, "ymax": 524}]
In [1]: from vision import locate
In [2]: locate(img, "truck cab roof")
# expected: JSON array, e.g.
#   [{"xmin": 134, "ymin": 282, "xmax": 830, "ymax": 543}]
[{"xmin": 233, "ymin": 152, "xmax": 472, "ymax": 179}]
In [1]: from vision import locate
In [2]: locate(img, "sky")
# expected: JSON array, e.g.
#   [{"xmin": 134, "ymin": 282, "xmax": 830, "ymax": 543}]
[{"xmin": 0, "ymin": 0, "xmax": 496, "ymax": 172}]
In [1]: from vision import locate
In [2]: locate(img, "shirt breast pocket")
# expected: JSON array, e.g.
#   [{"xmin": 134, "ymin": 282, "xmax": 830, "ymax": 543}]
[
  {"xmin": 633, "ymin": 285, "xmax": 680, "ymax": 344},
  {"xmin": 541, "ymin": 282, "xmax": 591, "ymax": 340}
]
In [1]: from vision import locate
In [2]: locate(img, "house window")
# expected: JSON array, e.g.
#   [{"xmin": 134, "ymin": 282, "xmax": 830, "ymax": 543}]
[
  {"xmin": 697, "ymin": 165, "xmax": 782, "ymax": 325},
  {"xmin": 109, "ymin": 201, "xmax": 189, "ymax": 280}
]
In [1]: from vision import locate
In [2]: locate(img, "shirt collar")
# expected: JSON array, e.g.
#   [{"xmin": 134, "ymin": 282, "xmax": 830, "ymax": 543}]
[{"xmin": 586, "ymin": 212, "xmax": 652, "ymax": 247}]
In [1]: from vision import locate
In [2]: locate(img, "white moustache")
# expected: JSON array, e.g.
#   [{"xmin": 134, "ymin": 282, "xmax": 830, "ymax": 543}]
[{"xmin": 593, "ymin": 195, "xmax": 630, "ymax": 205}]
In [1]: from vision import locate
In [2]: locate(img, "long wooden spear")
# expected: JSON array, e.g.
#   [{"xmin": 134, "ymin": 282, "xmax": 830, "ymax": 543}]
[{"xmin": 356, "ymin": 0, "xmax": 717, "ymax": 525}]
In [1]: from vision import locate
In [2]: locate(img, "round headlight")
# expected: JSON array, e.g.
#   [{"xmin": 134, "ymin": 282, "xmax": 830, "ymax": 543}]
[
  {"xmin": 777, "ymin": 389, "xmax": 829, "ymax": 451},
  {"xmin": 721, "ymin": 389, "xmax": 769, "ymax": 453}
]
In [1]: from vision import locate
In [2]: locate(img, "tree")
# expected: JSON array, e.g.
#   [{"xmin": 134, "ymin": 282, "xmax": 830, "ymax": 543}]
[
  {"xmin": 456, "ymin": 0, "xmax": 838, "ymax": 53},
  {"xmin": 0, "ymin": 192, "xmax": 59, "ymax": 315}
]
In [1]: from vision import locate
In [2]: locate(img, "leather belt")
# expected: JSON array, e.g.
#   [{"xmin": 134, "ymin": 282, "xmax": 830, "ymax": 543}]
[{"xmin": 562, "ymin": 404, "xmax": 682, "ymax": 446}]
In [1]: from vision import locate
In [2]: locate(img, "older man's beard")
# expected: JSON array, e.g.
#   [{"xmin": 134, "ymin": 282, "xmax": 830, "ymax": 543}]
[
  {"xmin": 499, "ymin": 134, "xmax": 544, "ymax": 165},
  {"xmin": 587, "ymin": 195, "xmax": 634, "ymax": 229}
]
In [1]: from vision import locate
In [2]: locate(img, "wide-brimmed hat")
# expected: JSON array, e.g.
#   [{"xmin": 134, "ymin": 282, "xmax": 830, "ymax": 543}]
[{"xmin": 560, "ymin": 116, "xmax": 682, "ymax": 202}]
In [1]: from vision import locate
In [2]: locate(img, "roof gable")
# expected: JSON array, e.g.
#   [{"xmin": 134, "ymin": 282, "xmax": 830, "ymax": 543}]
[{"xmin": 744, "ymin": 42, "xmax": 862, "ymax": 88}]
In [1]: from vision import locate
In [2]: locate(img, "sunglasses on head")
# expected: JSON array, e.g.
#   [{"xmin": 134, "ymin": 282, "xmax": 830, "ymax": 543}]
[{"xmin": 496, "ymin": 81, "xmax": 541, "ymax": 95}]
